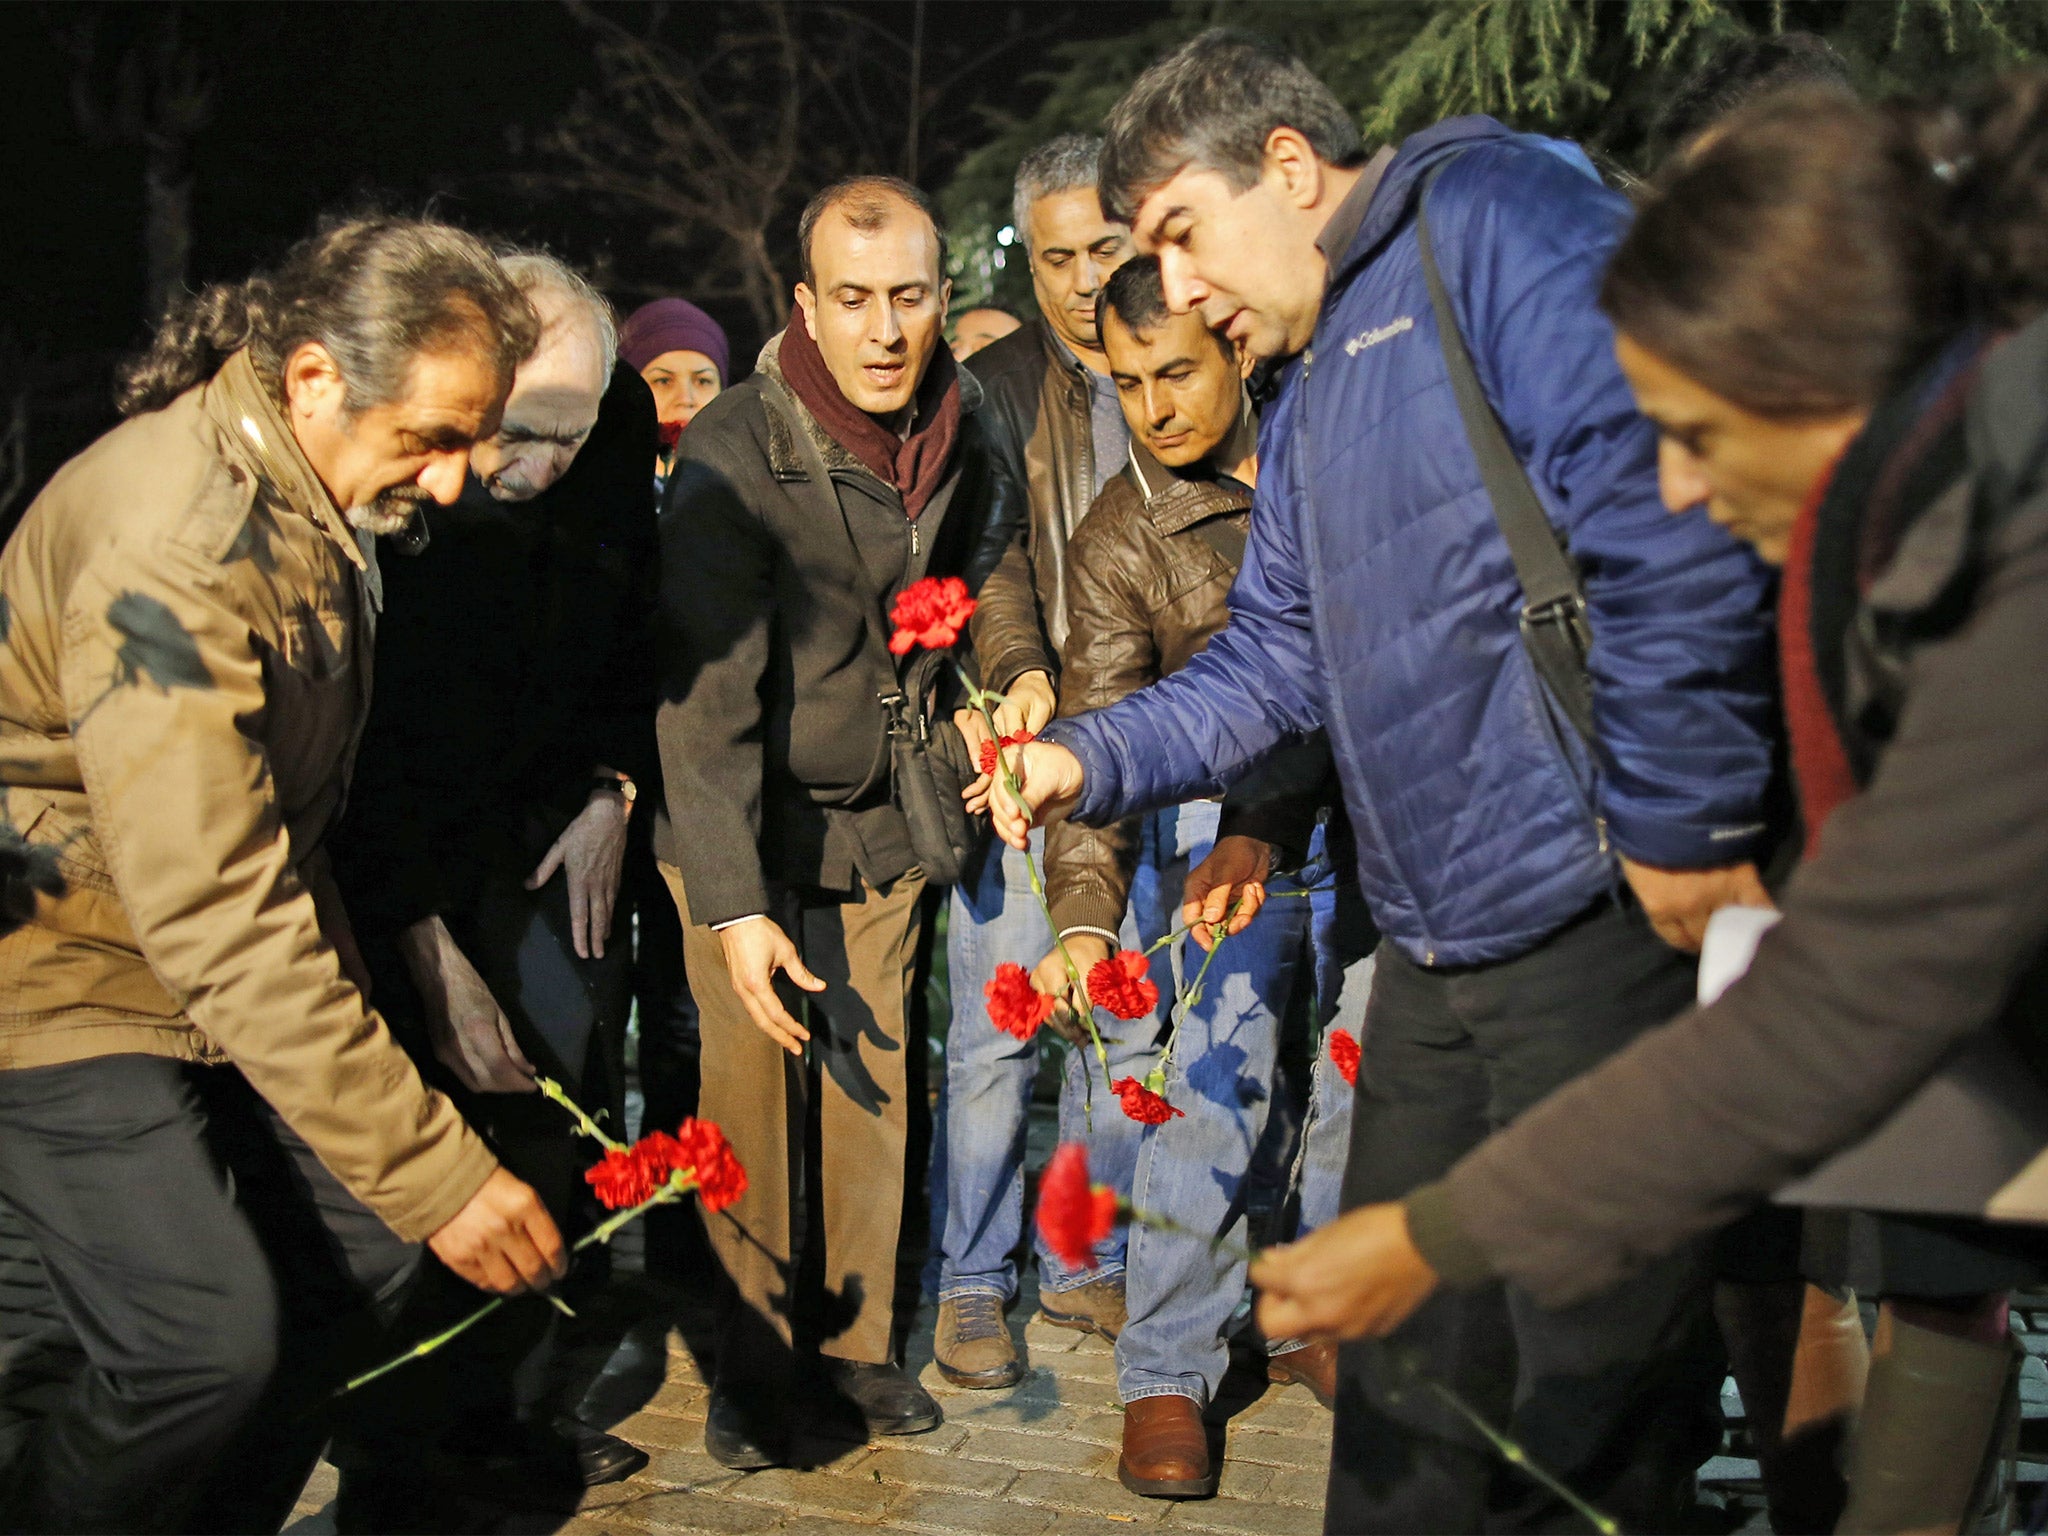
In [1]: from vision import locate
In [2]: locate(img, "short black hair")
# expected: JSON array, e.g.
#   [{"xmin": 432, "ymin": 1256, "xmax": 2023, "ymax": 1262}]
[
  {"xmin": 1653, "ymin": 32, "xmax": 1853, "ymax": 160},
  {"xmin": 1101, "ymin": 256, "xmax": 1231, "ymax": 358},
  {"xmin": 797, "ymin": 174, "xmax": 949, "ymax": 289},
  {"xmin": 1099, "ymin": 29, "xmax": 1365, "ymax": 227}
]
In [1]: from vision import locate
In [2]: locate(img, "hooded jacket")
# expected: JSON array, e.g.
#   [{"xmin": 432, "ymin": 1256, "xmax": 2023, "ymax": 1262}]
[
  {"xmin": 1042, "ymin": 117, "xmax": 1778, "ymax": 967},
  {"xmin": 0, "ymin": 351, "xmax": 497, "ymax": 1242}
]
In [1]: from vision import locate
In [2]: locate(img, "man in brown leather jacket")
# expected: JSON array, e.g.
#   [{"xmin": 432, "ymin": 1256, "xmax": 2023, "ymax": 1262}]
[
  {"xmin": 929, "ymin": 134, "xmax": 1143, "ymax": 1389},
  {"xmin": 1038, "ymin": 254, "xmax": 1358, "ymax": 1499},
  {"xmin": 0, "ymin": 220, "xmax": 562, "ymax": 1534}
]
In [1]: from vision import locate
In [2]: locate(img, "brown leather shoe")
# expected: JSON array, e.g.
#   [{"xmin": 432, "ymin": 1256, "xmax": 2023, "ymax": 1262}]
[
  {"xmin": 1267, "ymin": 1339, "xmax": 1338, "ymax": 1410},
  {"xmin": 1117, "ymin": 1393, "xmax": 1215, "ymax": 1499}
]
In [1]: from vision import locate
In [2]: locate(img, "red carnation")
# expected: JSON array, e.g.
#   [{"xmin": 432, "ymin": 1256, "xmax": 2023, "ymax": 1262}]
[
  {"xmin": 1112, "ymin": 1076, "xmax": 1185, "ymax": 1125},
  {"xmin": 1328, "ymin": 1028, "xmax": 1360, "ymax": 1088},
  {"xmin": 1087, "ymin": 950, "xmax": 1159, "ymax": 1021},
  {"xmin": 888, "ymin": 575, "xmax": 977, "ymax": 656},
  {"xmin": 671, "ymin": 1117, "xmax": 748, "ymax": 1213},
  {"xmin": 985, "ymin": 961, "xmax": 1057, "ymax": 1041},
  {"xmin": 1035, "ymin": 1142, "xmax": 1118, "ymax": 1272},
  {"xmin": 656, "ymin": 419, "xmax": 685, "ymax": 452},
  {"xmin": 586, "ymin": 1146, "xmax": 661, "ymax": 1210},
  {"xmin": 977, "ymin": 728, "xmax": 1036, "ymax": 777}
]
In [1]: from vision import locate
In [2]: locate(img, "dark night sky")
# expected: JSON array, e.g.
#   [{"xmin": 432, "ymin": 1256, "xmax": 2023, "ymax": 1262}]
[{"xmin": 0, "ymin": 1, "xmax": 1166, "ymax": 477}]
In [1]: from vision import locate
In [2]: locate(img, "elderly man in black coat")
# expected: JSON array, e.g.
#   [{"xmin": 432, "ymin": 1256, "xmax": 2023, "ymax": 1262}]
[{"xmin": 330, "ymin": 251, "xmax": 659, "ymax": 1518}]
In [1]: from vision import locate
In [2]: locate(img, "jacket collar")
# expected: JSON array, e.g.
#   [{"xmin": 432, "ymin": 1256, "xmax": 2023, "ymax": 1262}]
[
  {"xmin": 1325, "ymin": 116, "xmax": 1594, "ymax": 291},
  {"xmin": 203, "ymin": 349, "xmax": 370, "ymax": 573},
  {"xmin": 1123, "ymin": 436, "xmax": 1253, "ymax": 537},
  {"xmin": 756, "ymin": 329, "xmax": 984, "ymax": 483}
]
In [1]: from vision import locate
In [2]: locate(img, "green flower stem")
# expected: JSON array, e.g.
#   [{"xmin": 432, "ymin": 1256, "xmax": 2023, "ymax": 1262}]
[
  {"xmin": 340, "ymin": 1082, "xmax": 701, "ymax": 1398},
  {"xmin": 1418, "ymin": 1378, "xmax": 1619, "ymax": 1536},
  {"xmin": 536, "ymin": 1075, "xmax": 626, "ymax": 1152},
  {"xmin": 966, "ymin": 677, "xmax": 1113, "ymax": 1099},
  {"xmin": 1144, "ymin": 895, "xmax": 1244, "ymax": 1095},
  {"xmin": 1117, "ymin": 1195, "xmax": 1258, "ymax": 1266}
]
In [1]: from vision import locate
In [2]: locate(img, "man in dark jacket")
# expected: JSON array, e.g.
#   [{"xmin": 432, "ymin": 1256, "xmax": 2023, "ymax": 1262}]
[
  {"xmin": 331, "ymin": 251, "xmax": 658, "ymax": 1509},
  {"xmin": 929, "ymin": 133, "xmax": 1141, "ymax": 1392},
  {"xmin": 990, "ymin": 31, "xmax": 1778, "ymax": 1533},
  {"xmin": 656, "ymin": 176, "xmax": 1016, "ymax": 1470},
  {"xmin": 1041, "ymin": 255, "xmax": 1358, "ymax": 1496}
]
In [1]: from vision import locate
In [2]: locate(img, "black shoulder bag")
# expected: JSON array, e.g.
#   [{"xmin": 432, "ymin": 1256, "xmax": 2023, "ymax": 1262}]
[
  {"xmin": 762, "ymin": 378, "xmax": 983, "ymax": 886},
  {"xmin": 1415, "ymin": 165, "xmax": 1597, "ymax": 746}
]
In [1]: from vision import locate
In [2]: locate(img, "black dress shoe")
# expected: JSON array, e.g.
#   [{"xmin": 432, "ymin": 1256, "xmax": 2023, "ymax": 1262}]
[
  {"xmin": 704, "ymin": 1383, "xmax": 788, "ymax": 1470},
  {"xmin": 551, "ymin": 1415, "xmax": 650, "ymax": 1486},
  {"xmin": 824, "ymin": 1358, "xmax": 942, "ymax": 1435}
]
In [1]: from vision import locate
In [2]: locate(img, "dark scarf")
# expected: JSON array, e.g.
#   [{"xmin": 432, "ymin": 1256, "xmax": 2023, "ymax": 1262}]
[
  {"xmin": 1780, "ymin": 334, "xmax": 1986, "ymax": 852},
  {"xmin": 776, "ymin": 311, "xmax": 963, "ymax": 520}
]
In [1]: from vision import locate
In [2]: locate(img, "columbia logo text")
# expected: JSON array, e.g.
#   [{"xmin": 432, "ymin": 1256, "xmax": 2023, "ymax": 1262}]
[{"xmin": 1344, "ymin": 316, "xmax": 1415, "ymax": 356}]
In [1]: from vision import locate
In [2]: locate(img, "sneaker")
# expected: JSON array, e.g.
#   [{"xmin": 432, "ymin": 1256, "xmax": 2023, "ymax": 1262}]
[
  {"xmin": 1039, "ymin": 1277, "xmax": 1127, "ymax": 1342},
  {"xmin": 934, "ymin": 1294, "xmax": 1024, "ymax": 1389}
]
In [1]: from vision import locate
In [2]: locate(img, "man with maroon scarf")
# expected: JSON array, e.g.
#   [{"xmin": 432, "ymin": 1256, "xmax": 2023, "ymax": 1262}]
[{"xmin": 653, "ymin": 175, "xmax": 1017, "ymax": 1469}]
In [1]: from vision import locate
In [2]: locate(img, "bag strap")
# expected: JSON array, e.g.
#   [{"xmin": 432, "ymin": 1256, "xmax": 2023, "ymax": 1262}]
[
  {"xmin": 1191, "ymin": 515, "xmax": 1248, "ymax": 571},
  {"xmin": 759, "ymin": 373, "xmax": 903, "ymax": 681},
  {"xmin": 1415, "ymin": 162, "xmax": 1593, "ymax": 741}
]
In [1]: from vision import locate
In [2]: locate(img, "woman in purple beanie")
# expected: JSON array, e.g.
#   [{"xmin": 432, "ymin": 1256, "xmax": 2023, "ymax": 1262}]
[{"xmin": 621, "ymin": 297, "xmax": 730, "ymax": 484}]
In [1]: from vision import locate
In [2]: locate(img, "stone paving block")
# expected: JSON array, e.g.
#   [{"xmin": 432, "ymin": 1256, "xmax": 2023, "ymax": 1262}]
[
  {"xmin": 774, "ymin": 1518, "xmax": 896, "ymax": 1536},
  {"xmin": 1047, "ymin": 1349, "xmax": 1121, "ymax": 1384},
  {"xmin": 616, "ymin": 1407, "xmax": 714, "ymax": 1452},
  {"xmin": 890, "ymin": 1489, "xmax": 1061, "ymax": 1535},
  {"xmin": 956, "ymin": 1427, "xmax": 1118, "ymax": 1475},
  {"xmin": 1165, "ymin": 1493, "xmax": 1328, "ymax": 1535},
  {"xmin": 859, "ymin": 1445, "xmax": 1019, "ymax": 1495},
  {"xmin": 1007, "ymin": 1468, "xmax": 1170, "ymax": 1523},
  {"xmin": 639, "ymin": 1380, "xmax": 713, "ymax": 1420},
  {"xmin": 1262, "ymin": 1465, "xmax": 1330, "ymax": 1506},
  {"xmin": 1213, "ymin": 1458, "xmax": 1275, "ymax": 1500},
  {"xmin": 874, "ymin": 1420, "xmax": 973, "ymax": 1456},
  {"xmin": 1233, "ymin": 1393, "xmax": 1324, "ymax": 1434},
  {"xmin": 942, "ymin": 1394, "xmax": 1084, "ymax": 1437},
  {"xmin": 586, "ymin": 1487, "xmax": 783, "ymax": 1533},
  {"xmin": 1067, "ymin": 1410, "xmax": 1130, "ymax": 1448},
  {"xmin": 640, "ymin": 1446, "xmax": 752, "ymax": 1493},
  {"xmin": 1020, "ymin": 1321, "xmax": 1082, "ymax": 1354},
  {"xmin": 722, "ymin": 1466, "xmax": 903, "ymax": 1520},
  {"xmin": 1217, "ymin": 1426, "xmax": 1333, "ymax": 1471}
]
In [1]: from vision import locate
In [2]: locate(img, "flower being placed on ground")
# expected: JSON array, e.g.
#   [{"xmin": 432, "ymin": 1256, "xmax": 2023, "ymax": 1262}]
[
  {"xmin": 1329, "ymin": 1028, "xmax": 1360, "ymax": 1088},
  {"xmin": 977, "ymin": 728, "xmax": 1036, "ymax": 776},
  {"xmin": 1087, "ymin": 949, "xmax": 1159, "ymax": 1021},
  {"xmin": 1112, "ymin": 1075, "xmax": 1184, "ymax": 1125},
  {"xmin": 985, "ymin": 960, "xmax": 1057, "ymax": 1041},
  {"xmin": 888, "ymin": 574, "xmax": 976, "ymax": 655},
  {"xmin": 584, "ymin": 1118, "xmax": 748, "ymax": 1213},
  {"xmin": 1035, "ymin": 1142, "xmax": 1119, "ymax": 1271}
]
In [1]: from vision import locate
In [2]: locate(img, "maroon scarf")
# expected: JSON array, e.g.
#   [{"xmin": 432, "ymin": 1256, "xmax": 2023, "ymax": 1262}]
[{"xmin": 777, "ymin": 312, "xmax": 963, "ymax": 520}]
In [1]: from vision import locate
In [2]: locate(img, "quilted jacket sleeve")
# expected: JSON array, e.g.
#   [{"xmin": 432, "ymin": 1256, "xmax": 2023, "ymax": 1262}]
[{"xmin": 1442, "ymin": 145, "xmax": 1778, "ymax": 870}]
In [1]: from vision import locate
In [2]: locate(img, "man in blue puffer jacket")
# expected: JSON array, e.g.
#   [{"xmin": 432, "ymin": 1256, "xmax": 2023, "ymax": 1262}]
[{"xmin": 988, "ymin": 30, "xmax": 1778, "ymax": 1534}]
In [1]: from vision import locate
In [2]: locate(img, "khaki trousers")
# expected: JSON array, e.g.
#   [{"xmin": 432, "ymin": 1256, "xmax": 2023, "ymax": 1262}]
[{"xmin": 660, "ymin": 862, "xmax": 924, "ymax": 1367}]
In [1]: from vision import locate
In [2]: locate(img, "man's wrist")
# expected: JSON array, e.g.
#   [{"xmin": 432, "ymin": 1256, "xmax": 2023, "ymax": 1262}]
[{"xmin": 713, "ymin": 913, "xmax": 767, "ymax": 932}]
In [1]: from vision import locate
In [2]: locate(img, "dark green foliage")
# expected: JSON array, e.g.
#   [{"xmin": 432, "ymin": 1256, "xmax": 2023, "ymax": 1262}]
[{"xmin": 943, "ymin": 0, "xmax": 2046, "ymax": 309}]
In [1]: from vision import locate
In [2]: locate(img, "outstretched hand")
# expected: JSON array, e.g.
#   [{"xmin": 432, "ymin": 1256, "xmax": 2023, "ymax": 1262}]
[
  {"xmin": 1182, "ymin": 835, "xmax": 1273, "ymax": 950},
  {"xmin": 718, "ymin": 916, "xmax": 825, "ymax": 1055},
  {"xmin": 977, "ymin": 741, "xmax": 1088, "ymax": 848},
  {"xmin": 1252, "ymin": 1203, "xmax": 1442, "ymax": 1343}
]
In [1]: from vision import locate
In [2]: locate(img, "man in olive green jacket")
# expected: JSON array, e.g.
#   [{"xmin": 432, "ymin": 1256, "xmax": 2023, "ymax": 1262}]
[{"xmin": 0, "ymin": 219, "xmax": 562, "ymax": 1535}]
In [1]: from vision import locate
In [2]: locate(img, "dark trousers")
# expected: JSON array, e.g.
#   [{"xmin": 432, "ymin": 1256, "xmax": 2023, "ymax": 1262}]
[
  {"xmin": 0, "ymin": 1055, "xmax": 417, "ymax": 1535},
  {"xmin": 1327, "ymin": 898, "xmax": 1723, "ymax": 1535}
]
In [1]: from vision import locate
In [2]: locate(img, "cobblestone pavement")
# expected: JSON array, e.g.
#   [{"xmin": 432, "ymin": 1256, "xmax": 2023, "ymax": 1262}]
[{"xmin": 286, "ymin": 1273, "xmax": 1336, "ymax": 1536}]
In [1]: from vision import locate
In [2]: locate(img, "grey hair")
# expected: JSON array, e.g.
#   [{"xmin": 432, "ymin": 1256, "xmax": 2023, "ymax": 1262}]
[
  {"xmin": 1013, "ymin": 133, "xmax": 1108, "ymax": 247},
  {"xmin": 1099, "ymin": 29, "xmax": 1364, "ymax": 227},
  {"xmin": 497, "ymin": 249, "xmax": 618, "ymax": 366}
]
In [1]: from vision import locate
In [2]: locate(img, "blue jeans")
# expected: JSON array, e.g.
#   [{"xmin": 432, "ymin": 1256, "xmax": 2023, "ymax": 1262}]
[
  {"xmin": 1114, "ymin": 800, "xmax": 1323, "ymax": 1404},
  {"xmin": 932, "ymin": 828, "xmax": 1150, "ymax": 1301},
  {"xmin": 1295, "ymin": 874, "xmax": 1376, "ymax": 1239}
]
